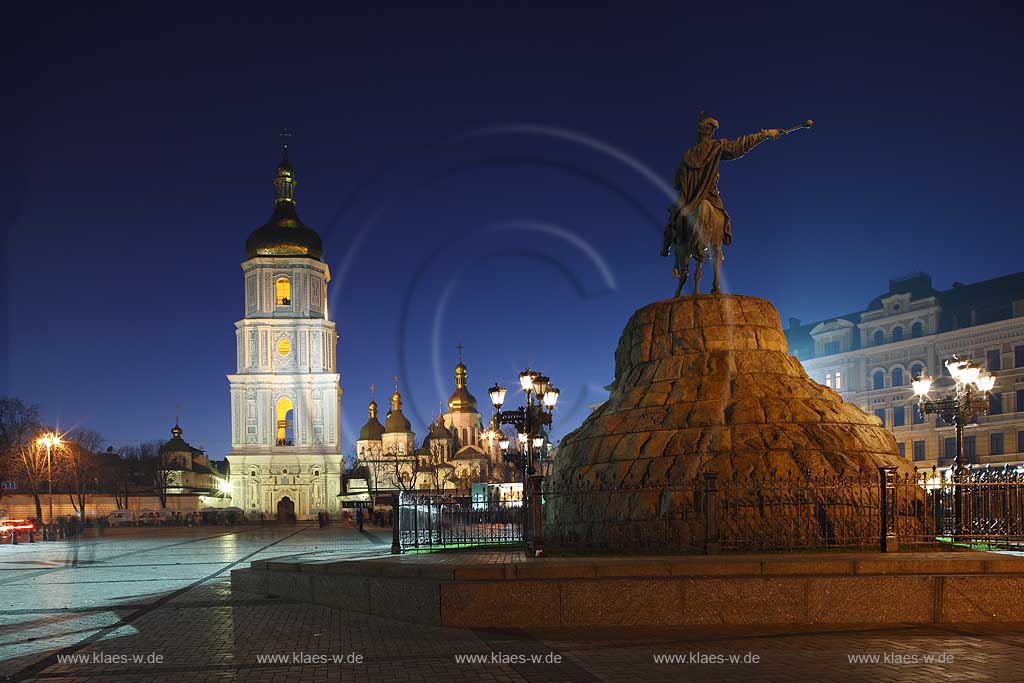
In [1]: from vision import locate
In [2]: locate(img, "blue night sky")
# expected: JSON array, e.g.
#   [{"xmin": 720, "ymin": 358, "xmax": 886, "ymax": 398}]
[{"xmin": 4, "ymin": 2, "xmax": 1022, "ymax": 459}]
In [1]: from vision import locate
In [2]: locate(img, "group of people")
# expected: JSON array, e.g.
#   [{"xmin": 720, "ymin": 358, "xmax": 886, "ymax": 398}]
[{"xmin": 325, "ymin": 507, "xmax": 392, "ymax": 531}]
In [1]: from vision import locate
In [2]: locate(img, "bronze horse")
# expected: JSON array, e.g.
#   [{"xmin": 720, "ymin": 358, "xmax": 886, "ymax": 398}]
[{"xmin": 661, "ymin": 199, "xmax": 727, "ymax": 297}]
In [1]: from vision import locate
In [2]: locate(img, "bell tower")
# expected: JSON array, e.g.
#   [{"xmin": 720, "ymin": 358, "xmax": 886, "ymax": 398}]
[{"xmin": 225, "ymin": 137, "xmax": 344, "ymax": 520}]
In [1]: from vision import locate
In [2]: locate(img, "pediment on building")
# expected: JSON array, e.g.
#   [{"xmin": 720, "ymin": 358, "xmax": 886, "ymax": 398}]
[
  {"xmin": 809, "ymin": 318, "xmax": 855, "ymax": 336},
  {"xmin": 452, "ymin": 444, "xmax": 488, "ymax": 460}
]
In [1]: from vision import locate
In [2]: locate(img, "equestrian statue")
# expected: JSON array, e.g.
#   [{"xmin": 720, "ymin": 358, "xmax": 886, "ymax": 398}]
[{"xmin": 661, "ymin": 112, "xmax": 813, "ymax": 297}]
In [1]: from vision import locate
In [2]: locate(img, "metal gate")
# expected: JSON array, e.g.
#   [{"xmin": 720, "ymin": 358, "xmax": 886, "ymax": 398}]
[{"xmin": 395, "ymin": 490, "xmax": 525, "ymax": 552}]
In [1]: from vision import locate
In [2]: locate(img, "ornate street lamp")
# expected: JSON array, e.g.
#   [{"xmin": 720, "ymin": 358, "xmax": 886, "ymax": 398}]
[
  {"xmin": 488, "ymin": 383, "xmax": 507, "ymax": 411},
  {"xmin": 913, "ymin": 356, "xmax": 996, "ymax": 539},
  {"xmin": 489, "ymin": 367, "xmax": 559, "ymax": 557},
  {"xmin": 36, "ymin": 432, "xmax": 63, "ymax": 542}
]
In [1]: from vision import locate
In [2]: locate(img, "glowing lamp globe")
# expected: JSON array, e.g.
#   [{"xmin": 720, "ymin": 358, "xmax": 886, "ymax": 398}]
[
  {"xmin": 975, "ymin": 373, "xmax": 996, "ymax": 393},
  {"xmin": 488, "ymin": 384, "xmax": 508, "ymax": 409},
  {"xmin": 543, "ymin": 387, "xmax": 560, "ymax": 409},
  {"xmin": 519, "ymin": 369, "xmax": 537, "ymax": 392}
]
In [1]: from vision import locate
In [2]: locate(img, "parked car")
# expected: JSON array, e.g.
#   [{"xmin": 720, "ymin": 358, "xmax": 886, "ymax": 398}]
[
  {"xmin": 0, "ymin": 519, "xmax": 36, "ymax": 537},
  {"xmin": 107, "ymin": 510, "xmax": 137, "ymax": 527},
  {"xmin": 137, "ymin": 509, "xmax": 176, "ymax": 525}
]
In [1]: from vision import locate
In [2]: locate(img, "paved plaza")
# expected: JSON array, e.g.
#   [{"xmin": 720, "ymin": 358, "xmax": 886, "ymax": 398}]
[{"xmin": 1, "ymin": 525, "xmax": 1023, "ymax": 682}]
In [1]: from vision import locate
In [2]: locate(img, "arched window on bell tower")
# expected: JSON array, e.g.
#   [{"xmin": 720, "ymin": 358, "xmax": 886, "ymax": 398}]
[
  {"xmin": 275, "ymin": 277, "xmax": 292, "ymax": 306},
  {"xmin": 276, "ymin": 397, "xmax": 294, "ymax": 446}
]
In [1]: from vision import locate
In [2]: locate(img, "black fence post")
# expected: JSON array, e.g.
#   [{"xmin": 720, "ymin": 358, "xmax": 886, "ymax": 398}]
[
  {"xmin": 528, "ymin": 474, "xmax": 544, "ymax": 557},
  {"xmin": 412, "ymin": 493, "xmax": 420, "ymax": 550},
  {"xmin": 879, "ymin": 466, "xmax": 898, "ymax": 552},
  {"xmin": 426, "ymin": 493, "xmax": 434, "ymax": 549},
  {"xmin": 390, "ymin": 491, "xmax": 401, "ymax": 554},
  {"xmin": 703, "ymin": 472, "xmax": 720, "ymax": 555}
]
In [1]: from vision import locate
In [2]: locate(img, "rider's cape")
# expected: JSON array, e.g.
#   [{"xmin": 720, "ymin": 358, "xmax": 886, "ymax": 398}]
[
  {"xmin": 672, "ymin": 139, "xmax": 732, "ymax": 246},
  {"xmin": 662, "ymin": 131, "xmax": 770, "ymax": 255}
]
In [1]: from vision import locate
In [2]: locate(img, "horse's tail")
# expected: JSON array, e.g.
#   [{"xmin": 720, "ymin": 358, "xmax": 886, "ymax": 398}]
[
  {"xmin": 661, "ymin": 205, "xmax": 678, "ymax": 255},
  {"xmin": 693, "ymin": 200, "xmax": 724, "ymax": 252}
]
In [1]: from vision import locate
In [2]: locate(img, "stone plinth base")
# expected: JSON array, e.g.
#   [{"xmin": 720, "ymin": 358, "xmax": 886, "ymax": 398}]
[
  {"xmin": 232, "ymin": 551, "xmax": 1024, "ymax": 628},
  {"xmin": 546, "ymin": 294, "xmax": 916, "ymax": 552}
]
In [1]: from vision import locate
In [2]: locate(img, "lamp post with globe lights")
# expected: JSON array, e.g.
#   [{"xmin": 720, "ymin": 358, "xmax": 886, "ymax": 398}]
[
  {"xmin": 36, "ymin": 433, "xmax": 64, "ymax": 541},
  {"xmin": 912, "ymin": 356, "xmax": 997, "ymax": 539},
  {"xmin": 484, "ymin": 368, "xmax": 559, "ymax": 557}
]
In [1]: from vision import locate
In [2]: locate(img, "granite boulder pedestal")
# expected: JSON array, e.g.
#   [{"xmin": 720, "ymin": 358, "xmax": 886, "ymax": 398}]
[{"xmin": 545, "ymin": 294, "xmax": 919, "ymax": 552}]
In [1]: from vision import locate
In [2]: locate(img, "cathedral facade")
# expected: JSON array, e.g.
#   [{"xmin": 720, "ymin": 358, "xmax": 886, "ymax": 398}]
[
  {"xmin": 225, "ymin": 148, "xmax": 344, "ymax": 520},
  {"xmin": 355, "ymin": 356, "xmax": 507, "ymax": 492}
]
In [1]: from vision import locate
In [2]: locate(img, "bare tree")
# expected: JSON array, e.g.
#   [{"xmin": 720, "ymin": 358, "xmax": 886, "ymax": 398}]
[
  {"xmin": 118, "ymin": 441, "xmax": 167, "ymax": 506},
  {"xmin": 377, "ymin": 446, "xmax": 428, "ymax": 494},
  {"xmin": 151, "ymin": 465, "xmax": 172, "ymax": 509},
  {"xmin": 355, "ymin": 444, "xmax": 382, "ymax": 502},
  {"xmin": 0, "ymin": 399, "xmax": 34, "ymax": 509},
  {"xmin": 0, "ymin": 398, "xmax": 45, "ymax": 520},
  {"xmin": 98, "ymin": 447, "xmax": 132, "ymax": 509},
  {"xmin": 59, "ymin": 428, "xmax": 104, "ymax": 522},
  {"xmin": 427, "ymin": 463, "xmax": 458, "ymax": 492}
]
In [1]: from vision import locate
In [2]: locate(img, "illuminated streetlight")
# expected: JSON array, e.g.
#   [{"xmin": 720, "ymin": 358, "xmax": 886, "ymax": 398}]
[
  {"xmin": 489, "ymin": 367, "xmax": 560, "ymax": 557},
  {"xmin": 543, "ymin": 387, "xmax": 560, "ymax": 410},
  {"xmin": 519, "ymin": 368, "xmax": 537, "ymax": 393},
  {"xmin": 975, "ymin": 373, "xmax": 996, "ymax": 393},
  {"xmin": 912, "ymin": 374, "xmax": 933, "ymax": 398},
  {"xmin": 35, "ymin": 432, "xmax": 63, "ymax": 541},
  {"xmin": 488, "ymin": 384, "xmax": 507, "ymax": 410},
  {"xmin": 915, "ymin": 355, "xmax": 997, "ymax": 539}
]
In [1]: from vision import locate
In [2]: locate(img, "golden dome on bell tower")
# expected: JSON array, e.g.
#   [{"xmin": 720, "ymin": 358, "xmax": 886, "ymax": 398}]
[{"xmin": 245, "ymin": 131, "xmax": 324, "ymax": 261}]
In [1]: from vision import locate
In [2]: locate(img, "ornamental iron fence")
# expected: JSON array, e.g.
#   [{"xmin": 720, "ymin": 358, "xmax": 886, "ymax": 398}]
[
  {"xmin": 393, "ymin": 489, "xmax": 526, "ymax": 552},
  {"xmin": 392, "ymin": 465, "xmax": 1024, "ymax": 554}
]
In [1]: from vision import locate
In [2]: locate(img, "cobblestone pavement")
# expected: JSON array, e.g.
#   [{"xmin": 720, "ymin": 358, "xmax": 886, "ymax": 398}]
[{"xmin": 2, "ymin": 526, "xmax": 1023, "ymax": 682}]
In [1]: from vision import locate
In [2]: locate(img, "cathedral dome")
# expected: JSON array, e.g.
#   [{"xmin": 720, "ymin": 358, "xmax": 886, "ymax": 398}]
[
  {"xmin": 384, "ymin": 410, "xmax": 412, "ymax": 434},
  {"xmin": 160, "ymin": 419, "xmax": 191, "ymax": 455},
  {"xmin": 360, "ymin": 418, "xmax": 385, "ymax": 441},
  {"xmin": 245, "ymin": 150, "xmax": 324, "ymax": 260},
  {"xmin": 359, "ymin": 398, "xmax": 385, "ymax": 441},
  {"xmin": 447, "ymin": 361, "xmax": 479, "ymax": 413},
  {"xmin": 424, "ymin": 415, "xmax": 453, "ymax": 446},
  {"xmin": 384, "ymin": 385, "xmax": 412, "ymax": 434}
]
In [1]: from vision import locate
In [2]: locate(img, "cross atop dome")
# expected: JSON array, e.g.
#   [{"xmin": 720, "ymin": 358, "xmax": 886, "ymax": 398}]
[
  {"xmin": 171, "ymin": 402, "xmax": 183, "ymax": 438},
  {"xmin": 280, "ymin": 128, "xmax": 291, "ymax": 158},
  {"xmin": 245, "ymin": 132, "xmax": 323, "ymax": 260}
]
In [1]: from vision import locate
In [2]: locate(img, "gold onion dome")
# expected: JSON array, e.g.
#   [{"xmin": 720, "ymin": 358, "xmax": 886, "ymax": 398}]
[
  {"xmin": 384, "ymin": 383, "xmax": 412, "ymax": 433},
  {"xmin": 160, "ymin": 418, "xmax": 190, "ymax": 455},
  {"xmin": 447, "ymin": 360, "xmax": 478, "ymax": 413},
  {"xmin": 359, "ymin": 392, "xmax": 384, "ymax": 441},
  {"xmin": 245, "ymin": 146, "xmax": 324, "ymax": 260}
]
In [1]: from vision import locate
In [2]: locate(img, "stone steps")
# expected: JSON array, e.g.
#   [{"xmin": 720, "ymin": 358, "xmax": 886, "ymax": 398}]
[{"xmin": 232, "ymin": 551, "xmax": 1024, "ymax": 628}]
